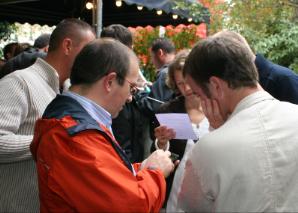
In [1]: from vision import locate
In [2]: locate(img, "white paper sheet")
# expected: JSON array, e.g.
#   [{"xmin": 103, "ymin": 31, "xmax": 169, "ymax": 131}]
[{"xmin": 155, "ymin": 113, "xmax": 198, "ymax": 140}]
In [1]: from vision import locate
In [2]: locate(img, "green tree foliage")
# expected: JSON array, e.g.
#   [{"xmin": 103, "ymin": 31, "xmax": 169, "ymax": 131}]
[
  {"xmin": 0, "ymin": 22, "xmax": 17, "ymax": 58},
  {"xmin": 221, "ymin": 0, "xmax": 294, "ymax": 42},
  {"xmin": 0, "ymin": 22, "xmax": 16, "ymax": 41},
  {"xmin": 172, "ymin": 0, "xmax": 211, "ymax": 24},
  {"xmin": 183, "ymin": 0, "xmax": 297, "ymax": 73},
  {"xmin": 220, "ymin": 0, "xmax": 298, "ymax": 72},
  {"xmin": 175, "ymin": 0, "xmax": 298, "ymax": 72},
  {"xmin": 254, "ymin": 20, "xmax": 298, "ymax": 72}
]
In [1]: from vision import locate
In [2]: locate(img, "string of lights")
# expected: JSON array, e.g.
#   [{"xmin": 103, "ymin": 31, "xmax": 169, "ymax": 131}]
[{"xmin": 85, "ymin": 0, "xmax": 195, "ymax": 22}]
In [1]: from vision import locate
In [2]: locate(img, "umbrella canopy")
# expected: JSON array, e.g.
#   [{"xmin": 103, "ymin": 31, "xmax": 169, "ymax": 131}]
[
  {"xmin": 123, "ymin": 0, "xmax": 210, "ymax": 23},
  {"xmin": 0, "ymin": 0, "xmax": 209, "ymax": 27}
]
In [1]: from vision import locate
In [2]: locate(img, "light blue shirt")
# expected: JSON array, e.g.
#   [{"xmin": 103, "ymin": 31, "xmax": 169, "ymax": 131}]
[{"xmin": 63, "ymin": 91, "xmax": 113, "ymax": 135}]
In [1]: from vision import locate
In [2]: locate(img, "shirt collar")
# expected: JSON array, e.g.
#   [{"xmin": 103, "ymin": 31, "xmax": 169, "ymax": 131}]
[
  {"xmin": 62, "ymin": 91, "xmax": 113, "ymax": 133},
  {"xmin": 230, "ymin": 91, "xmax": 275, "ymax": 119},
  {"xmin": 34, "ymin": 58, "xmax": 60, "ymax": 94}
]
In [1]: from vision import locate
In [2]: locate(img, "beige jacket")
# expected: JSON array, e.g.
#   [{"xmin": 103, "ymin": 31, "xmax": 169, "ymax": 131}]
[{"xmin": 178, "ymin": 91, "xmax": 298, "ymax": 212}]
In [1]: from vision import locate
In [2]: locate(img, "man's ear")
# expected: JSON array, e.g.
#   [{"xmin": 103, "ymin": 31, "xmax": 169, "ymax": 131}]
[
  {"xmin": 43, "ymin": 45, "xmax": 49, "ymax": 53},
  {"xmin": 62, "ymin": 38, "xmax": 72, "ymax": 55},
  {"xmin": 209, "ymin": 76, "xmax": 225, "ymax": 99},
  {"xmin": 157, "ymin": 49, "xmax": 164, "ymax": 58},
  {"xmin": 103, "ymin": 72, "xmax": 117, "ymax": 92}
]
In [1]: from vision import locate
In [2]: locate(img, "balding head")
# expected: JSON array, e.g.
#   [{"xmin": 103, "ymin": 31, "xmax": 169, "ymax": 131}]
[
  {"xmin": 213, "ymin": 30, "xmax": 256, "ymax": 61},
  {"xmin": 70, "ymin": 38, "xmax": 138, "ymax": 86}
]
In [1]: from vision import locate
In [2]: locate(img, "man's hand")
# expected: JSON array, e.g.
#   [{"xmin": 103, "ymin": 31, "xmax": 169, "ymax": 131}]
[
  {"xmin": 141, "ymin": 150, "xmax": 175, "ymax": 178},
  {"xmin": 201, "ymin": 98, "xmax": 225, "ymax": 129}
]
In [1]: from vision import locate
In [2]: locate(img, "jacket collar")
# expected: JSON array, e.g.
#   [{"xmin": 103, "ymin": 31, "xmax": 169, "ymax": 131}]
[
  {"xmin": 230, "ymin": 91, "xmax": 275, "ymax": 120},
  {"xmin": 43, "ymin": 94, "xmax": 103, "ymax": 135},
  {"xmin": 42, "ymin": 94, "xmax": 135, "ymax": 174}
]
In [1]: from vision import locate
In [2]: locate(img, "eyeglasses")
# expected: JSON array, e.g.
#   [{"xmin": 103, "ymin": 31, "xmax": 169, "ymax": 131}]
[{"xmin": 124, "ymin": 78, "xmax": 139, "ymax": 96}]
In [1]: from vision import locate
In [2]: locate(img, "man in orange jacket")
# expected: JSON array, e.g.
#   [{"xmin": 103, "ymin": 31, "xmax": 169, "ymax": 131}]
[{"xmin": 30, "ymin": 38, "xmax": 175, "ymax": 212}]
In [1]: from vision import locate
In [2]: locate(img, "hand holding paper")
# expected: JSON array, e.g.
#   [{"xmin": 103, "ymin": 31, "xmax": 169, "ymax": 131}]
[
  {"xmin": 154, "ymin": 126, "xmax": 176, "ymax": 149},
  {"xmin": 155, "ymin": 113, "xmax": 198, "ymax": 140}
]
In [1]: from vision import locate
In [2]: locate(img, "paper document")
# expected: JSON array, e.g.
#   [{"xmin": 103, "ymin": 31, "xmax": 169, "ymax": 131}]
[{"xmin": 155, "ymin": 113, "xmax": 198, "ymax": 140}]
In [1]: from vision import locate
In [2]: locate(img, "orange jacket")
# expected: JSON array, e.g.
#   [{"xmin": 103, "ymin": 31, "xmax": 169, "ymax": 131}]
[{"xmin": 30, "ymin": 95, "xmax": 166, "ymax": 212}]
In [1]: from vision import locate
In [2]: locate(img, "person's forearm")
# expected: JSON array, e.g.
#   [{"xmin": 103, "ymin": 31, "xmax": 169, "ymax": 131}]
[
  {"xmin": 0, "ymin": 135, "xmax": 33, "ymax": 163},
  {"xmin": 0, "ymin": 75, "xmax": 33, "ymax": 163}
]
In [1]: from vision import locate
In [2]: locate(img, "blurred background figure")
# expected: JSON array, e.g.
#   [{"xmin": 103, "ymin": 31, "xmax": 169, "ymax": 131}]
[
  {"xmin": 0, "ymin": 58, "xmax": 5, "ymax": 71},
  {"xmin": 0, "ymin": 33, "xmax": 51, "ymax": 79},
  {"xmin": 3, "ymin": 42, "xmax": 23, "ymax": 61},
  {"xmin": 136, "ymin": 37, "xmax": 176, "ymax": 117},
  {"xmin": 255, "ymin": 53, "xmax": 298, "ymax": 104},
  {"xmin": 33, "ymin": 33, "xmax": 50, "ymax": 52}
]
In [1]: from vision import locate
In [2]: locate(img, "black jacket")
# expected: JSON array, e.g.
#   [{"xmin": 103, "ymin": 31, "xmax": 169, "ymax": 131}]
[
  {"xmin": 0, "ymin": 48, "xmax": 46, "ymax": 79},
  {"xmin": 112, "ymin": 99, "xmax": 148, "ymax": 163},
  {"xmin": 150, "ymin": 95, "xmax": 188, "ymax": 206},
  {"xmin": 256, "ymin": 54, "xmax": 298, "ymax": 104}
]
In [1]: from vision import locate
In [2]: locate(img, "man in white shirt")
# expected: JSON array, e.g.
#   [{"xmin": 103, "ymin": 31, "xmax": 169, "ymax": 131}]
[
  {"xmin": 177, "ymin": 31, "xmax": 298, "ymax": 212},
  {"xmin": 0, "ymin": 18, "xmax": 95, "ymax": 212}
]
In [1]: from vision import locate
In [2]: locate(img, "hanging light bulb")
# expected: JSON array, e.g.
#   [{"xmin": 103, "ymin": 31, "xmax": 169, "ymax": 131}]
[
  {"xmin": 85, "ymin": 2, "xmax": 93, "ymax": 10},
  {"xmin": 137, "ymin": 5, "xmax": 143, "ymax": 10},
  {"xmin": 115, "ymin": 0, "xmax": 122, "ymax": 7},
  {"xmin": 172, "ymin": 14, "xmax": 178, "ymax": 19},
  {"xmin": 156, "ymin": 10, "xmax": 163, "ymax": 15},
  {"xmin": 188, "ymin": 17, "xmax": 193, "ymax": 22}
]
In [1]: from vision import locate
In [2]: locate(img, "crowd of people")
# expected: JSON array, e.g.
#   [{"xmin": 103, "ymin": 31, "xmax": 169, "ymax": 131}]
[{"xmin": 1, "ymin": 18, "xmax": 298, "ymax": 212}]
